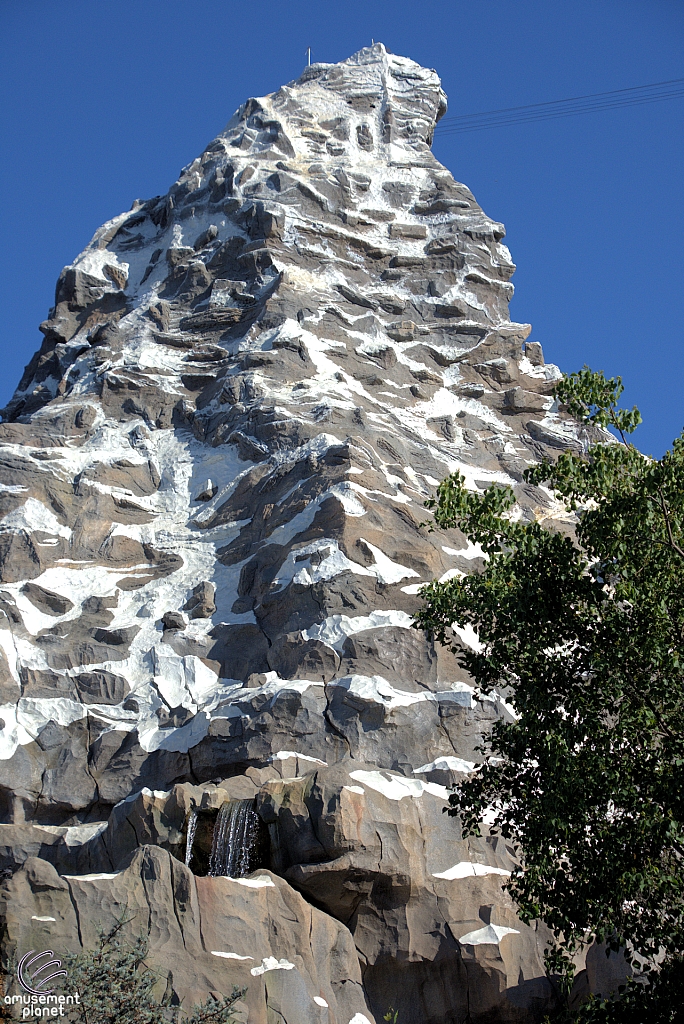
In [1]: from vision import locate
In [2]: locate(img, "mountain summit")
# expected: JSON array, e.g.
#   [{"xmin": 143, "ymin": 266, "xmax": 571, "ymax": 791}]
[{"xmin": 0, "ymin": 45, "xmax": 582, "ymax": 1022}]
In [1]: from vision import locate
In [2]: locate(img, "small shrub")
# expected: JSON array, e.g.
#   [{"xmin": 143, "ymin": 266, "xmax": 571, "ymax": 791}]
[{"xmin": 63, "ymin": 915, "xmax": 245, "ymax": 1024}]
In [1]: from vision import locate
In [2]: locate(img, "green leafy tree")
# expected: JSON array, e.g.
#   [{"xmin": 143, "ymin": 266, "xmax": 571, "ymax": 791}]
[
  {"xmin": 63, "ymin": 916, "xmax": 245, "ymax": 1024},
  {"xmin": 416, "ymin": 368, "xmax": 684, "ymax": 1017},
  {"xmin": 573, "ymin": 953, "xmax": 684, "ymax": 1023}
]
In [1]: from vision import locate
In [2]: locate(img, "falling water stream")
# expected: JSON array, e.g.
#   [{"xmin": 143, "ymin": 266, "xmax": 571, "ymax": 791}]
[
  {"xmin": 185, "ymin": 809, "xmax": 198, "ymax": 867},
  {"xmin": 208, "ymin": 800, "xmax": 260, "ymax": 878}
]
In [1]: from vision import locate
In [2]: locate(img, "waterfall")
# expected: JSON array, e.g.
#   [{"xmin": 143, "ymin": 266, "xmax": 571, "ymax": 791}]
[
  {"xmin": 185, "ymin": 809, "xmax": 198, "ymax": 867},
  {"xmin": 208, "ymin": 800, "xmax": 260, "ymax": 878}
]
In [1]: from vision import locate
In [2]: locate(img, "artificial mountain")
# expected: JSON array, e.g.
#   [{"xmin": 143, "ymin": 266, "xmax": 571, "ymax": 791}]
[{"xmin": 0, "ymin": 45, "xmax": 607, "ymax": 1024}]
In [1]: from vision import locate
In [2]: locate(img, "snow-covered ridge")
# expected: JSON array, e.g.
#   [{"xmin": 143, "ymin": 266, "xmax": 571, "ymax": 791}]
[
  {"xmin": 0, "ymin": 42, "xmax": 570, "ymax": 826},
  {"xmin": 0, "ymin": 45, "xmax": 574, "ymax": 1021}
]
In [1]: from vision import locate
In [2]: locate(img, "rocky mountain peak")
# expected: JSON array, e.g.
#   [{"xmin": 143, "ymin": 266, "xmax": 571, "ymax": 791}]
[
  {"xmin": 271, "ymin": 41, "xmax": 448, "ymax": 151},
  {"xmin": 0, "ymin": 47, "xmax": 593, "ymax": 1023}
]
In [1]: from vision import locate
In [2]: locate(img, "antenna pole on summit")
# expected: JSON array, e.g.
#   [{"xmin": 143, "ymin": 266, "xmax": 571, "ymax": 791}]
[{"xmin": 306, "ymin": 47, "xmax": 311, "ymax": 66}]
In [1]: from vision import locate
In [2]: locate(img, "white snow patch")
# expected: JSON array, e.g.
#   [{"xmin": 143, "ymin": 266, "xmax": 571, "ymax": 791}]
[
  {"xmin": 0, "ymin": 631, "xmax": 19, "ymax": 684},
  {"xmin": 304, "ymin": 611, "xmax": 414, "ymax": 650},
  {"xmin": 266, "ymin": 497, "xmax": 333, "ymax": 548},
  {"xmin": 271, "ymin": 750, "xmax": 327, "ymax": 765},
  {"xmin": 314, "ymin": 996, "xmax": 329, "ymax": 1007},
  {"xmin": 418, "ymin": 388, "xmax": 511, "ymax": 434},
  {"xmin": 340, "ymin": 479, "xmax": 413, "ymax": 508},
  {"xmin": 211, "ymin": 951, "xmax": 254, "ymax": 960},
  {"xmin": 111, "ymin": 787, "xmax": 171, "ymax": 810},
  {"xmin": 360, "ymin": 540, "xmax": 419, "ymax": 584},
  {"xmin": 266, "ymin": 490, "xmax": 356, "ymax": 548},
  {"xmin": 458, "ymin": 924, "xmax": 519, "ymax": 945},
  {"xmin": 453, "ymin": 624, "xmax": 482, "ymax": 653},
  {"xmin": 32, "ymin": 821, "xmax": 108, "ymax": 846},
  {"xmin": 152, "ymin": 651, "xmax": 220, "ymax": 712},
  {"xmin": 65, "ymin": 821, "xmax": 108, "ymax": 846},
  {"xmin": 445, "ymin": 462, "xmax": 515, "ymax": 492},
  {"xmin": 276, "ymin": 540, "xmax": 417, "ymax": 589},
  {"xmin": 16, "ymin": 698, "xmax": 87, "ymax": 741},
  {"xmin": 443, "ymin": 542, "xmax": 486, "ymax": 560},
  {"xmin": 137, "ymin": 711, "xmax": 211, "ymax": 755},
  {"xmin": 348, "ymin": 1015, "xmax": 374, "ymax": 1024},
  {"xmin": 343, "ymin": 785, "xmax": 365, "ymax": 795},
  {"xmin": 438, "ymin": 568, "xmax": 464, "ymax": 583},
  {"xmin": 433, "ymin": 862, "xmax": 511, "ymax": 880},
  {"xmin": 415, "ymin": 756, "xmax": 476, "ymax": 774},
  {"xmin": 349, "ymin": 770, "xmax": 450, "ymax": 802},
  {"xmin": 73, "ymin": 244, "xmax": 130, "ymax": 285},
  {"xmin": 234, "ymin": 874, "xmax": 275, "ymax": 888},
  {"xmin": 250, "ymin": 956, "xmax": 295, "ymax": 976},
  {"xmin": 209, "ymin": 674, "xmax": 324, "ymax": 723},
  {"xmin": 0, "ymin": 704, "xmax": 34, "ymax": 761},
  {"xmin": 327, "ymin": 482, "xmax": 368, "ymax": 516},
  {"xmin": 334, "ymin": 674, "xmax": 467, "ymax": 713},
  {"xmin": 273, "ymin": 539, "xmax": 366, "ymax": 589},
  {"xmin": 31, "ymin": 916, "xmax": 56, "ymax": 923},
  {"xmin": 132, "ymin": 787, "xmax": 172, "ymax": 802},
  {"xmin": 519, "ymin": 356, "xmax": 562, "ymax": 381},
  {"xmin": 334, "ymin": 674, "xmax": 474, "ymax": 713},
  {"xmin": 0, "ymin": 498, "xmax": 71, "ymax": 539},
  {"xmin": 63, "ymin": 872, "xmax": 121, "ymax": 882}
]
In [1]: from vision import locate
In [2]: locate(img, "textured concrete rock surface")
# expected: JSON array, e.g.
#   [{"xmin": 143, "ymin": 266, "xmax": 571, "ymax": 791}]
[
  {"xmin": 0, "ymin": 42, "xmax": 598, "ymax": 1022},
  {"xmin": 0, "ymin": 846, "xmax": 369, "ymax": 1024}
]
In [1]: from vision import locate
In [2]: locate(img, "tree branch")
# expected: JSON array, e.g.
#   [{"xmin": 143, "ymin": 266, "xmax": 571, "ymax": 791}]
[
  {"xmin": 609, "ymin": 404, "xmax": 629, "ymax": 447},
  {"xmin": 657, "ymin": 487, "xmax": 684, "ymax": 562}
]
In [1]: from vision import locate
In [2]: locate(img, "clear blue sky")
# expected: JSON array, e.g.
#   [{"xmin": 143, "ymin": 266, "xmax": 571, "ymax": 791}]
[{"xmin": 1, "ymin": 0, "xmax": 682, "ymax": 456}]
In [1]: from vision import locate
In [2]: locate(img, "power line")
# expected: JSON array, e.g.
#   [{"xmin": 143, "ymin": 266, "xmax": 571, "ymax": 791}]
[
  {"xmin": 435, "ymin": 77, "xmax": 684, "ymax": 135},
  {"xmin": 439, "ymin": 77, "xmax": 684, "ymax": 124},
  {"xmin": 437, "ymin": 89, "xmax": 684, "ymax": 135}
]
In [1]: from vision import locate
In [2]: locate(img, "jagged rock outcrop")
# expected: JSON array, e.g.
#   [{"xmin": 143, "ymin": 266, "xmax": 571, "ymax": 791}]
[
  {"xmin": 1, "ymin": 847, "xmax": 369, "ymax": 1024},
  {"xmin": 0, "ymin": 43, "xmax": 590, "ymax": 1022}
]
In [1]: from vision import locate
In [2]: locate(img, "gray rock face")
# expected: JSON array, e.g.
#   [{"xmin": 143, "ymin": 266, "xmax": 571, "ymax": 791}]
[
  {"xmin": 0, "ymin": 847, "xmax": 369, "ymax": 1024},
  {"xmin": 0, "ymin": 42, "xmax": 588, "ymax": 1022},
  {"xmin": 257, "ymin": 761, "xmax": 555, "ymax": 1022}
]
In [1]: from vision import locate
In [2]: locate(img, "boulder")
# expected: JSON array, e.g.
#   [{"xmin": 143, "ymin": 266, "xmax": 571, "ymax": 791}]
[
  {"xmin": 183, "ymin": 581, "xmax": 217, "ymax": 619},
  {"xmin": 504, "ymin": 387, "xmax": 551, "ymax": 414}
]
